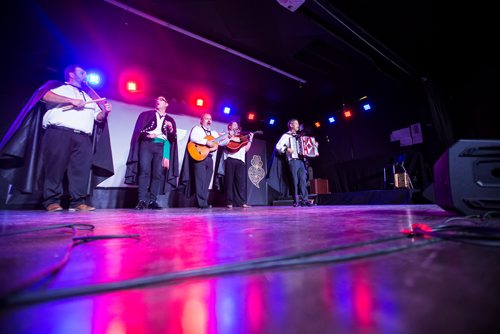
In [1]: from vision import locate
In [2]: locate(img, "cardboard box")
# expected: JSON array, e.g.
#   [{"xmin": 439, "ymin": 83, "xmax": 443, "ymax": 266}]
[{"xmin": 310, "ymin": 179, "xmax": 330, "ymax": 194}]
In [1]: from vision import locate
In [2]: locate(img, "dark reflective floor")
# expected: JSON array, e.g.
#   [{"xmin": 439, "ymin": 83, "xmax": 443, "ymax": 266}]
[{"xmin": 1, "ymin": 205, "xmax": 499, "ymax": 334}]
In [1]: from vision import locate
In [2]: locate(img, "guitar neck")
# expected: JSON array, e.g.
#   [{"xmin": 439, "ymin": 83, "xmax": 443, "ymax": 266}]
[
  {"xmin": 214, "ymin": 134, "xmax": 228, "ymax": 143},
  {"xmin": 243, "ymin": 130, "xmax": 262, "ymax": 138},
  {"xmin": 240, "ymin": 130, "xmax": 262, "ymax": 139},
  {"xmin": 198, "ymin": 134, "xmax": 228, "ymax": 146}
]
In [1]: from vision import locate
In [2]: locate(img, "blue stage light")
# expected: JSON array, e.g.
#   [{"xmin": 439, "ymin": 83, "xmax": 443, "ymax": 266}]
[{"xmin": 87, "ymin": 73, "xmax": 101, "ymax": 86}]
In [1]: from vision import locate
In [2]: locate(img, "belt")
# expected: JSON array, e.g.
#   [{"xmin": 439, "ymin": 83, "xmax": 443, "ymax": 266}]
[
  {"xmin": 143, "ymin": 137, "xmax": 166, "ymax": 144},
  {"xmin": 48, "ymin": 125, "xmax": 91, "ymax": 136}
]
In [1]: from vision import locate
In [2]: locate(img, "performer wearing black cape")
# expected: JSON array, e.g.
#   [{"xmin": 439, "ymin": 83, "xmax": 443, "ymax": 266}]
[
  {"xmin": 0, "ymin": 65, "xmax": 114, "ymax": 211},
  {"xmin": 268, "ymin": 118, "xmax": 315, "ymax": 207},
  {"xmin": 179, "ymin": 113, "xmax": 227, "ymax": 208},
  {"xmin": 124, "ymin": 96, "xmax": 179, "ymax": 209}
]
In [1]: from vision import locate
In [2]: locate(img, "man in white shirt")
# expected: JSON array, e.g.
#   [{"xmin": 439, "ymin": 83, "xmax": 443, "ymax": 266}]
[
  {"xmin": 41, "ymin": 65, "xmax": 112, "ymax": 211},
  {"xmin": 186, "ymin": 113, "xmax": 230, "ymax": 208},
  {"xmin": 275, "ymin": 118, "xmax": 314, "ymax": 207},
  {"xmin": 125, "ymin": 96, "xmax": 178, "ymax": 210},
  {"xmin": 223, "ymin": 121, "xmax": 253, "ymax": 208}
]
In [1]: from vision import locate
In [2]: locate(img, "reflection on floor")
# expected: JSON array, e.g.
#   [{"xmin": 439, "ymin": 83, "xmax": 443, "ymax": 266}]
[{"xmin": 1, "ymin": 205, "xmax": 499, "ymax": 334}]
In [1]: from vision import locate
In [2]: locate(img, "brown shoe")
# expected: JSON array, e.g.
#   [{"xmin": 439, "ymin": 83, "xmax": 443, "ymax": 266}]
[
  {"xmin": 46, "ymin": 203, "xmax": 63, "ymax": 212},
  {"xmin": 69, "ymin": 204, "xmax": 95, "ymax": 212}
]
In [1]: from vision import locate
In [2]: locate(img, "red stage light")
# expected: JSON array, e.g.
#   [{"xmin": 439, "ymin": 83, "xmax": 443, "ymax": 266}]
[
  {"xmin": 196, "ymin": 98, "xmax": 204, "ymax": 107},
  {"xmin": 343, "ymin": 110, "xmax": 352, "ymax": 118},
  {"xmin": 126, "ymin": 81, "xmax": 138, "ymax": 92},
  {"xmin": 118, "ymin": 68, "xmax": 147, "ymax": 100},
  {"xmin": 247, "ymin": 112, "xmax": 255, "ymax": 120}
]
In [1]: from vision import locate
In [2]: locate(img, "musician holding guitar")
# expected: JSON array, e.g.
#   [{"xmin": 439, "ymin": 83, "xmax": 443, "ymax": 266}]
[
  {"xmin": 185, "ymin": 113, "xmax": 230, "ymax": 209},
  {"xmin": 222, "ymin": 121, "xmax": 257, "ymax": 208}
]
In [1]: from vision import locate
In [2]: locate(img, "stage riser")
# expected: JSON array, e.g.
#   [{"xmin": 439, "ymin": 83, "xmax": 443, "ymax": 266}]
[{"xmin": 317, "ymin": 189, "xmax": 422, "ymax": 205}]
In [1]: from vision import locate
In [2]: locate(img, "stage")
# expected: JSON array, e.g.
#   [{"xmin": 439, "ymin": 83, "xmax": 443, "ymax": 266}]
[{"xmin": 1, "ymin": 204, "xmax": 499, "ymax": 333}]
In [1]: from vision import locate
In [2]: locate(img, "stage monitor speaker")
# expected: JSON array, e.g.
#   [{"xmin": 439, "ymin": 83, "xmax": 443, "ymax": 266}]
[{"xmin": 433, "ymin": 139, "xmax": 500, "ymax": 215}]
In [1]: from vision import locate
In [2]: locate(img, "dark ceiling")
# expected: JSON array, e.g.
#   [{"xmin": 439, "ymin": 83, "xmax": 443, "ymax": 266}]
[{"xmin": 3, "ymin": 0, "xmax": 499, "ymax": 160}]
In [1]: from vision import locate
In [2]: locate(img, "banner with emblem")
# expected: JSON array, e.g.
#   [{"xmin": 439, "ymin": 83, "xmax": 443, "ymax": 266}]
[{"xmin": 245, "ymin": 139, "xmax": 267, "ymax": 205}]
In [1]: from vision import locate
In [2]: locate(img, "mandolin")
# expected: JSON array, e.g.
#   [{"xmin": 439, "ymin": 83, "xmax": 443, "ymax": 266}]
[
  {"xmin": 187, "ymin": 134, "xmax": 228, "ymax": 161},
  {"xmin": 225, "ymin": 130, "xmax": 263, "ymax": 153}
]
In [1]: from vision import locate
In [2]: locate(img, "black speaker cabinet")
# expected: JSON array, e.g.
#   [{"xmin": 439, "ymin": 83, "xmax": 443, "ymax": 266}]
[{"xmin": 433, "ymin": 139, "xmax": 500, "ymax": 215}]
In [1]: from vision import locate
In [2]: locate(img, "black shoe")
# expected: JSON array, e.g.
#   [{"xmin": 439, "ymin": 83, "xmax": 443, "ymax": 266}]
[
  {"xmin": 135, "ymin": 200, "xmax": 147, "ymax": 210},
  {"xmin": 293, "ymin": 201, "xmax": 299, "ymax": 208},
  {"xmin": 300, "ymin": 200, "xmax": 313, "ymax": 207},
  {"xmin": 148, "ymin": 201, "xmax": 162, "ymax": 209}
]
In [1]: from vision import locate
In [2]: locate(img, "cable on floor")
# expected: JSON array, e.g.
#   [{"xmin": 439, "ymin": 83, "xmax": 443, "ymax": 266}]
[
  {"xmin": 2, "ymin": 211, "xmax": 498, "ymax": 308},
  {"xmin": 0, "ymin": 223, "xmax": 140, "ymax": 304},
  {"xmin": 1, "ymin": 233, "xmax": 437, "ymax": 307}
]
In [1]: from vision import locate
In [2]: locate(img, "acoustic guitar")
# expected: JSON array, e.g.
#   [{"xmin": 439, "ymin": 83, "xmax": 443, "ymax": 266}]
[
  {"xmin": 187, "ymin": 134, "xmax": 228, "ymax": 161},
  {"xmin": 225, "ymin": 130, "xmax": 263, "ymax": 153}
]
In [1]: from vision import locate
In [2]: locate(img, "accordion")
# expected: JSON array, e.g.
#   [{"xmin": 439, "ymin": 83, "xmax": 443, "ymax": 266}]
[{"xmin": 290, "ymin": 135, "xmax": 319, "ymax": 158}]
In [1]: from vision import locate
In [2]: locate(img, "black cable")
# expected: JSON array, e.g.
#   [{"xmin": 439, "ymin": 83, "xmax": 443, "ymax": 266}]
[
  {"xmin": 0, "ymin": 223, "xmax": 95, "ymax": 237},
  {"xmin": 481, "ymin": 211, "xmax": 500, "ymax": 219},
  {"xmin": 413, "ymin": 224, "xmax": 500, "ymax": 247},
  {"xmin": 74, "ymin": 235, "xmax": 140, "ymax": 243},
  {"xmin": 309, "ymin": 0, "xmax": 419, "ymax": 78},
  {"xmin": 0, "ymin": 224, "xmax": 140, "ymax": 302},
  {"xmin": 443, "ymin": 211, "xmax": 500, "ymax": 223},
  {"xmin": 4, "ymin": 210, "xmax": 498, "ymax": 308},
  {"xmin": 409, "ymin": 211, "xmax": 500, "ymax": 247},
  {"xmin": 1, "ymin": 234, "xmax": 437, "ymax": 307},
  {"xmin": 0, "ymin": 224, "xmax": 83, "ymax": 298}
]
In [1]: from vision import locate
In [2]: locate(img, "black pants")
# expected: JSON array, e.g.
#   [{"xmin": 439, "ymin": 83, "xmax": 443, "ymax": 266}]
[
  {"xmin": 41, "ymin": 127, "xmax": 92, "ymax": 208},
  {"xmin": 288, "ymin": 159, "xmax": 308, "ymax": 202},
  {"xmin": 225, "ymin": 157, "xmax": 247, "ymax": 206},
  {"xmin": 138, "ymin": 141, "xmax": 164, "ymax": 202},
  {"xmin": 193, "ymin": 155, "xmax": 213, "ymax": 207}
]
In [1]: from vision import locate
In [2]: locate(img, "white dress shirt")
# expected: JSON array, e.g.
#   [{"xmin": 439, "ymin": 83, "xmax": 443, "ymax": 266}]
[
  {"xmin": 275, "ymin": 131, "xmax": 298, "ymax": 161},
  {"xmin": 149, "ymin": 112, "xmax": 168, "ymax": 140},
  {"xmin": 42, "ymin": 84, "xmax": 101, "ymax": 135},
  {"xmin": 223, "ymin": 143, "xmax": 247, "ymax": 162},
  {"xmin": 190, "ymin": 125, "xmax": 220, "ymax": 145}
]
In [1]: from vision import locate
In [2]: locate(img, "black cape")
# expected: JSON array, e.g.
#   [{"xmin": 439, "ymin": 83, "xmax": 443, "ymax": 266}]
[
  {"xmin": 0, "ymin": 80, "xmax": 114, "ymax": 198},
  {"xmin": 267, "ymin": 148, "xmax": 292, "ymax": 198},
  {"xmin": 124, "ymin": 110, "xmax": 179, "ymax": 192},
  {"xmin": 178, "ymin": 128, "xmax": 197, "ymax": 198}
]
